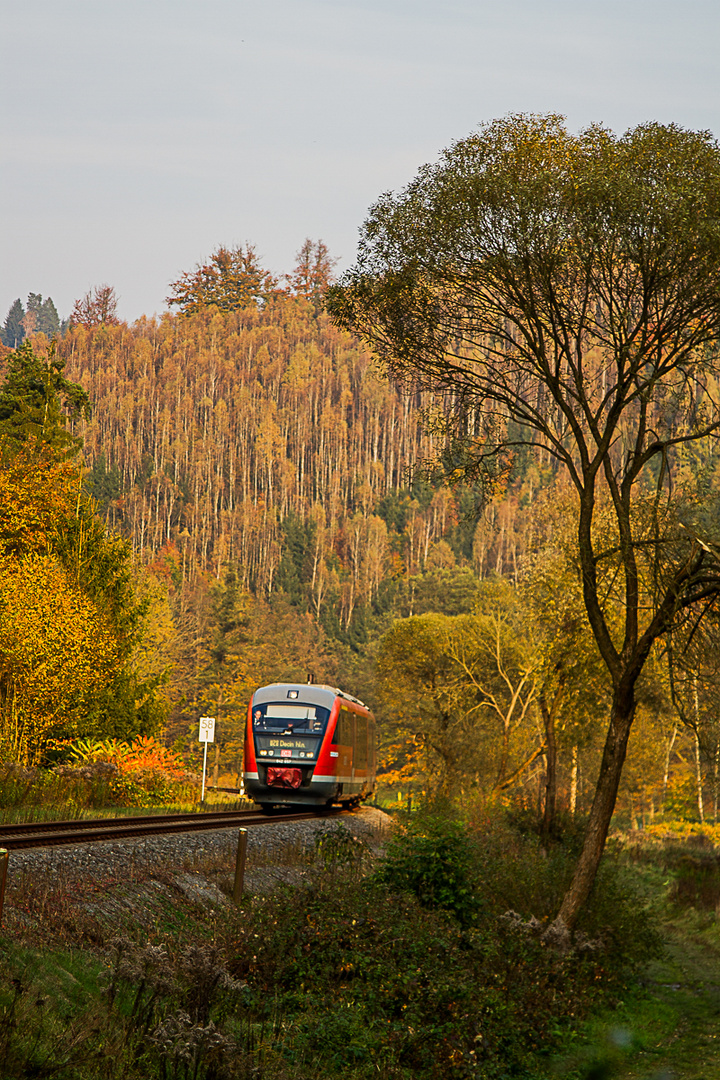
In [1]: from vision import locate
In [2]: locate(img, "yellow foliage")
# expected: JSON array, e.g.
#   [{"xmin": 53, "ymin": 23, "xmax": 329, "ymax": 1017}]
[
  {"xmin": 0, "ymin": 440, "xmax": 78, "ymax": 558},
  {"xmin": 377, "ymin": 735, "xmax": 426, "ymax": 789},
  {"xmin": 0, "ymin": 553, "xmax": 120, "ymax": 764}
]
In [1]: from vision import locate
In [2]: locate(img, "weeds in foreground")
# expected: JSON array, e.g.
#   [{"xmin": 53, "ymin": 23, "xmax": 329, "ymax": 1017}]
[{"xmin": 0, "ymin": 812, "xmax": 662, "ymax": 1079}]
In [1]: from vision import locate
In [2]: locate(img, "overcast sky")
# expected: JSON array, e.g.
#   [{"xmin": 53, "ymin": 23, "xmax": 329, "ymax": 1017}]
[{"xmin": 2, "ymin": 0, "xmax": 719, "ymax": 322}]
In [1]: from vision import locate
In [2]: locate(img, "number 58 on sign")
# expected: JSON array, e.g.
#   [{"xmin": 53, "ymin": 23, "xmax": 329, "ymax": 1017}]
[{"xmin": 199, "ymin": 716, "xmax": 215, "ymax": 743}]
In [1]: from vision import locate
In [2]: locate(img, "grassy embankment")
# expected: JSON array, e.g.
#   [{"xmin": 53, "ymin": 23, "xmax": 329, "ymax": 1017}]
[
  {"xmin": 551, "ymin": 830, "xmax": 720, "ymax": 1079},
  {"xmin": 0, "ymin": 765, "xmax": 250, "ymax": 826}
]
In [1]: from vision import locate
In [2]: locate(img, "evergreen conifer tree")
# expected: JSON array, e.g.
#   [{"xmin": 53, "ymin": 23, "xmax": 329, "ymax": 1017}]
[
  {"xmin": 25, "ymin": 293, "xmax": 43, "ymax": 334},
  {"xmin": 39, "ymin": 297, "xmax": 60, "ymax": 338},
  {"xmin": 0, "ymin": 340, "xmax": 90, "ymax": 456},
  {"xmin": 1, "ymin": 299, "xmax": 25, "ymax": 348},
  {"xmin": 23, "ymin": 294, "xmax": 61, "ymax": 338}
]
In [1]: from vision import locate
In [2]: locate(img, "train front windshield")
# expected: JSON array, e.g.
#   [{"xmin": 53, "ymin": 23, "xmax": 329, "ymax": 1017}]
[
  {"xmin": 252, "ymin": 702, "xmax": 331, "ymax": 764},
  {"xmin": 252, "ymin": 703, "xmax": 330, "ymax": 734}
]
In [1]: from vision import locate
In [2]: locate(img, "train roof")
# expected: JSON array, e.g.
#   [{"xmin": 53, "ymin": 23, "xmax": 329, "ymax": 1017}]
[{"xmin": 252, "ymin": 682, "xmax": 370, "ymax": 711}]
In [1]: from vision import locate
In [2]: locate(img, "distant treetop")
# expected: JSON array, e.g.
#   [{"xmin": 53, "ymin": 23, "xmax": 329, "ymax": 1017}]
[
  {"xmin": 25, "ymin": 294, "xmax": 60, "ymax": 339},
  {"xmin": 1, "ymin": 294, "xmax": 61, "ymax": 347},
  {"xmin": 1, "ymin": 300, "xmax": 25, "ymax": 349},
  {"xmin": 71, "ymin": 285, "xmax": 120, "ymax": 329},
  {"xmin": 166, "ymin": 244, "xmax": 277, "ymax": 315},
  {"xmin": 286, "ymin": 239, "xmax": 337, "ymax": 308}
]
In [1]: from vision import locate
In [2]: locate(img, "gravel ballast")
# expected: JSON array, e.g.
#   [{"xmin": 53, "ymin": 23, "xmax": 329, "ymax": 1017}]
[{"xmin": 2, "ymin": 807, "xmax": 392, "ymax": 897}]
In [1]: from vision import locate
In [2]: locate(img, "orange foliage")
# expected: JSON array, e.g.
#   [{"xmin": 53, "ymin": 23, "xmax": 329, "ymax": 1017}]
[{"xmin": 66, "ymin": 734, "xmax": 186, "ymax": 780}]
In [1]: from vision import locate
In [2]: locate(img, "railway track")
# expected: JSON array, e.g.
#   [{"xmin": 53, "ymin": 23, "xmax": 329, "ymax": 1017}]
[{"xmin": 0, "ymin": 806, "xmax": 343, "ymax": 851}]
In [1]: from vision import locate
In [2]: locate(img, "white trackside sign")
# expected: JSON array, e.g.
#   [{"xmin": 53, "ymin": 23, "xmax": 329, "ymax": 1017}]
[
  {"xmin": 198, "ymin": 716, "xmax": 216, "ymax": 803},
  {"xmin": 199, "ymin": 716, "xmax": 216, "ymax": 743}
]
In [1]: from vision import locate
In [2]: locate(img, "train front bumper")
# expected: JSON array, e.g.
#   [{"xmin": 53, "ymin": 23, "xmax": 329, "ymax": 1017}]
[{"xmin": 244, "ymin": 770, "xmax": 339, "ymax": 805}]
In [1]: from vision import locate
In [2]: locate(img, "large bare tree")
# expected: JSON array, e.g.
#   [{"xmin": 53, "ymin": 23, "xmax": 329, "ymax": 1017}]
[{"xmin": 327, "ymin": 114, "xmax": 720, "ymax": 936}]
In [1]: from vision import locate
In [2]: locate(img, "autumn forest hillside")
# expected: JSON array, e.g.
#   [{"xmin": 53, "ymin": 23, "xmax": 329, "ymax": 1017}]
[
  {"xmin": 2, "ymin": 236, "xmax": 720, "ymax": 831},
  {"xmin": 55, "ymin": 294, "xmax": 519, "ymax": 749}
]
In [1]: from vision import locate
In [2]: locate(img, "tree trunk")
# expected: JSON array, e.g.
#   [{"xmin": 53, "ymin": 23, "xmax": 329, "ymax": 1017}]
[
  {"xmin": 552, "ymin": 686, "xmax": 635, "ymax": 935},
  {"xmin": 693, "ymin": 677, "xmax": 704, "ymax": 823},
  {"xmin": 569, "ymin": 746, "xmax": 578, "ymax": 815},
  {"xmin": 540, "ymin": 691, "xmax": 558, "ymax": 838},
  {"xmin": 694, "ymin": 729, "xmax": 705, "ymax": 823},
  {"xmin": 662, "ymin": 725, "xmax": 678, "ymax": 808}
]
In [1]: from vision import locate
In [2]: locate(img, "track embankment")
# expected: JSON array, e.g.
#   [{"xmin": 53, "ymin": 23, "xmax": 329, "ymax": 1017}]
[
  {"xmin": 0, "ymin": 807, "xmax": 391, "ymax": 926},
  {"xmin": 0, "ymin": 807, "xmax": 343, "ymax": 850}
]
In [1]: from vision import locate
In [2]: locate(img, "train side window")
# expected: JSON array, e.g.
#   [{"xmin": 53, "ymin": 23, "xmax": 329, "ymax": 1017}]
[
  {"xmin": 333, "ymin": 707, "xmax": 352, "ymax": 747},
  {"xmin": 355, "ymin": 715, "xmax": 367, "ymax": 770}
]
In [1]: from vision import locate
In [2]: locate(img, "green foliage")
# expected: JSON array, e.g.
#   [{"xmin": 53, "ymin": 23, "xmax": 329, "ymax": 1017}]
[
  {"xmin": 376, "ymin": 590, "xmax": 540, "ymax": 794},
  {"xmin": 77, "ymin": 668, "xmax": 167, "ymax": 743},
  {"xmin": 54, "ymin": 504, "xmax": 147, "ymax": 656},
  {"xmin": 48, "ymin": 499, "xmax": 169, "ymax": 746},
  {"xmin": 86, "ymin": 451, "xmax": 122, "ymax": 514},
  {"xmin": 0, "ymin": 340, "xmax": 90, "ymax": 456},
  {"xmin": 224, "ymin": 825, "xmax": 658, "ymax": 1078},
  {"xmin": 376, "ymin": 481, "xmax": 432, "ymax": 534},
  {"xmin": 0, "ymin": 446, "xmax": 168, "ymax": 761},
  {"xmin": 275, "ymin": 510, "xmax": 316, "ymax": 606},
  {"xmin": 547, "ymin": 837, "xmax": 720, "ymax": 1078},
  {"xmin": 0, "ymin": 941, "xmax": 248, "ymax": 1080},
  {"xmin": 0, "ymin": 948, "xmax": 109, "ymax": 1079},
  {"xmin": 402, "ymin": 566, "xmax": 479, "ymax": 617},
  {"xmin": 1, "ymin": 298, "xmax": 25, "ymax": 348},
  {"xmin": 0, "ymin": 295, "xmax": 59, "ymax": 348},
  {"xmin": 375, "ymin": 806, "xmax": 661, "ymax": 976},
  {"xmin": 329, "ymin": 113, "xmax": 720, "ymax": 928},
  {"xmin": 376, "ymin": 808, "xmax": 482, "ymax": 925},
  {"xmin": 27, "ymin": 292, "xmax": 60, "ymax": 337},
  {"xmin": 0, "ymin": 812, "xmax": 667, "ymax": 1080},
  {"xmin": 54, "ymin": 292, "xmax": 495, "ymax": 689},
  {"xmin": 0, "ymin": 755, "xmax": 195, "ymax": 816},
  {"xmin": 0, "ymin": 765, "xmax": 130, "ymax": 820},
  {"xmin": 666, "ymin": 852, "xmax": 720, "ymax": 911},
  {"xmin": 314, "ymin": 822, "xmax": 369, "ymax": 868}
]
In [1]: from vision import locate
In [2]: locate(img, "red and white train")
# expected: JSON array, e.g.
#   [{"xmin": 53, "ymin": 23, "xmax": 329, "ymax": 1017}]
[{"xmin": 243, "ymin": 682, "xmax": 376, "ymax": 810}]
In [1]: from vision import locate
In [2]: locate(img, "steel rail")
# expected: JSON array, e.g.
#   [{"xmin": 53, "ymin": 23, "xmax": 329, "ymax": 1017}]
[
  {"xmin": 0, "ymin": 807, "xmax": 343, "ymax": 851},
  {"xmin": 0, "ymin": 808, "xmax": 261, "ymax": 837}
]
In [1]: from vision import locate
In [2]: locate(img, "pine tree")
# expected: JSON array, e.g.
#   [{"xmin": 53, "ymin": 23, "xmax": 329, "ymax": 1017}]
[
  {"xmin": 24, "ymin": 293, "xmax": 43, "ymax": 334},
  {"xmin": 1, "ymin": 299, "xmax": 25, "ymax": 348},
  {"xmin": 0, "ymin": 340, "xmax": 90, "ymax": 456},
  {"xmin": 39, "ymin": 297, "xmax": 60, "ymax": 338},
  {"xmin": 23, "ymin": 294, "xmax": 61, "ymax": 338}
]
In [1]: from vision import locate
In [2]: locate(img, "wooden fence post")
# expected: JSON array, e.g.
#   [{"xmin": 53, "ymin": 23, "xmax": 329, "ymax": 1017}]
[
  {"xmin": 233, "ymin": 828, "xmax": 248, "ymax": 906},
  {"xmin": 0, "ymin": 849, "xmax": 8, "ymax": 927}
]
